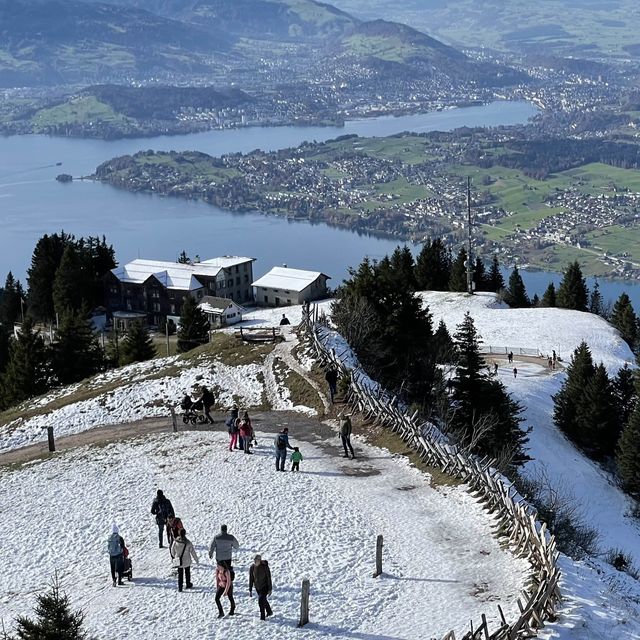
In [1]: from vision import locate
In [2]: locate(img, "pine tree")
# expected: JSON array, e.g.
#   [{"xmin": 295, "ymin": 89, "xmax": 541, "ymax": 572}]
[
  {"xmin": 556, "ymin": 261, "xmax": 589, "ymax": 311},
  {"xmin": 487, "ymin": 254, "xmax": 505, "ymax": 293},
  {"xmin": 575, "ymin": 363, "xmax": 618, "ymax": 457},
  {"xmin": 414, "ymin": 238, "xmax": 451, "ymax": 291},
  {"xmin": 473, "ymin": 257, "xmax": 487, "ymax": 291},
  {"xmin": 51, "ymin": 310, "xmax": 104, "ymax": 385},
  {"xmin": 553, "ymin": 342, "xmax": 595, "ymax": 442},
  {"xmin": 0, "ymin": 317, "xmax": 50, "ymax": 409},
  {"xmin": 120, "ymin": 322, "xmax": 156, "ymax": 366},
  {"xmin": 177, "ymin": 250, "xmax": 191, "ymax": 264},
  {"xmin": 617, "ymin": 405, "xmax": 640, "ymax": 497},
  {"xmin": 531, "ymin": 293, "xmax": 540, "ymax": 307},
  {"xmin": 177, "ymin": 296, "xmax": 210, "ymax": 353},
  {"xmin": 589, "ymin": 280, "xmax": 604, "ymax": 316},
  {"xmin": 27, "ymin": 232, "xmax": 73, "ymax": 322},
  {"xmin": 504, "ymin": 266, "xmax": 530, "ymax": 308},
  {"xmin": 541, "ymin": 282, "xmax": 557, "ymax": 307},
  {"xmin": 448, "ymin": 248, "xmax": 468, "ymax": 292},
  {"xmin": 610, "ymin": 293, "xmax": 638, "ymax": 351},
  {"xmin": 451, "ymin": 313, "xmax": 526, "ymax": 464},
  {"xmin": 0, "ymin": 272, "xmax": 23, "ymax": 327},
  {"xmin": 0, "ymin": 323, "xmax": 9, "ymax": 375},
  {"xmin": 434, "ymin": 319, "xmax": 455, "ymax": 364},
  {"xmin": 389, "ymin": 246, "xmax": 416, "ymax": 292},
  {"xmin": 14, "ymin": 575, "xmax": 87, "ymax": 640},
  {"xmin": 52, "ymin": 245, "xmax": 87, "ymax": 317},
  {"xmin": 613, "ymin": 364, "xmax": 637, "ymax": 429}
]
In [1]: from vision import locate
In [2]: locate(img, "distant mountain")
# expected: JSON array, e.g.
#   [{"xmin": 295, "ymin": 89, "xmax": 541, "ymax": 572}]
[
  {"xmin": 330, "ymin": 0, "xmax": 640, "ymax": 59},
  {"xmin": 0, "ymin": 0, "xmax": 231, "ymax": 86},
  {"xmin": 80, "ymin": 0, "xmax": 358, "ymax": 42}
]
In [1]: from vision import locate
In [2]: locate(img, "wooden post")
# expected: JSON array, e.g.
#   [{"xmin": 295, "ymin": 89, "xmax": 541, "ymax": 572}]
[
  {"xmin": 373, "ymin": 535, "xmax": 383, "ymax": 577},
  {"xmin": 47, "ymin": 426, "xmax": 55, "ymax": 452},
  {"xmin": 298, "ymin": 579, "xmax": 310, "ymax": 627},
  {"xmin": 170, "ymin": 407, "xmax": 178, "ymax": 433}
]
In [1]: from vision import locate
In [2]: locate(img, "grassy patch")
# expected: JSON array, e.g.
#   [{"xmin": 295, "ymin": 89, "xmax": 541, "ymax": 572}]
[
  {"xmin": 284, "ymin": 368, "xmax": 324, "ymax": 415},
  {"xmin": 31, "ymin": 95, "xmax": 130, "ymax": 129}
]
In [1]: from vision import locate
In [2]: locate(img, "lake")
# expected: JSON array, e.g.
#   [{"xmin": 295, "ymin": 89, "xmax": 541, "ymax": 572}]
[
  {"xmin": 0, "ymin": 100, "xmax": 537, "ymax": 286},
  {"xmin": 4, "ymin": 99, "xmax": 637, "ymax": 308}
]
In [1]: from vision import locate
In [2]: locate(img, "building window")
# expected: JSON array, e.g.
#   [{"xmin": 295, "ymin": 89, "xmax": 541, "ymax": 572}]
[
  {"xmin": 209, "ymin": 282, "xmax": 216, "ymax": 291},
  {"xmin": 153, "ymin": 302, "xmax": 160, "ymax": 312},
  {"xmin": 244, "ymin": 274, "xmax": 249, "ymax": 283},
  {"xmin": 284, "ymin": 290, "xmax": 290, "ymax": 294},
  {"xmin": 151, "ymin": 289, "xmax": 160, "ymax": 299},
  {"xmin": 110, "ymin": 286, "xmax": 118, "ymax": 294},
  {"xmin": 235, "ymin": 265, "xmax": 239, "ymax": 273},
  {"xmin": 264, "ymin": 295, "xmax": 268, "ymax": 303}
]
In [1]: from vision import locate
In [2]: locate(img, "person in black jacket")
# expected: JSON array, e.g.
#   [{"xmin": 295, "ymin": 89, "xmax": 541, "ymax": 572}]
[
  {"xmin": 201, "ymin": 386, "xmax": 215, "ymax": 424},
  {"xmin": 325, "ymin": 367, "xmax": 338, "ymax": 403},
  {"xmin": 249, "ymin": 554, "xmax": 273, "ymax": 620},
  {"xmin": 150, "ymin": 489, "xmax": 174, "ymax": 548},
  {"xmin": 107, "ymin": 524, "xmax": 126, "ymax": 587}
]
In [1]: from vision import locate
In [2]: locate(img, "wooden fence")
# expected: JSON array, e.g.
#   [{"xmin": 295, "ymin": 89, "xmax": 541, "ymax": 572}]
[{"xmin": 300, "ymin": 307, "xmax": 561, "ymax": 640}]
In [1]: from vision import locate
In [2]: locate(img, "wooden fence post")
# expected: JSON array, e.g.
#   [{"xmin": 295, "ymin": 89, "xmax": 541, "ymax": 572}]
[
  {"xmin": 298, "ymin": 579, "xmax": 310, "ymax": 627},
  {"xmin": 47, "ymin": 426, "xmax": 55, "ymax": 452},
  {"xmin": 373, "ymin": 535, "xmax": 383, "ymax": 577},
  {"xmin": 170, "ymin": 407, "xmax": 178, "ymax": 433}
]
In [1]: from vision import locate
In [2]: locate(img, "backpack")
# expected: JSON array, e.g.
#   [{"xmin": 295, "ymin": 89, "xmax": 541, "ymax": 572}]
[
  {"xmin": 277, "ymin": 434, "xmax": 287, "ymax": 450},
  {"xmin": 108, "ymin": 533, "xmax": 122, "ymax": 556}
]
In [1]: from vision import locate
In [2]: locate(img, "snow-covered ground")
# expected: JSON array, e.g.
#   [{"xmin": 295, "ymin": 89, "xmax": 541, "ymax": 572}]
[
  {"xmin": 0, "ymin": 430, "xmax": 528, "ymax": 639},
  {"xmin": 424, "ymin": 291, "xmax": 640, "ymax": 638}
]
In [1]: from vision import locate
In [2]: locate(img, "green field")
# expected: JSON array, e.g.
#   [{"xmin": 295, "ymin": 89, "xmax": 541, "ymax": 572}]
[{"xmin": 31, "ymin": 95, "xmax": 130, "ymax": 129}]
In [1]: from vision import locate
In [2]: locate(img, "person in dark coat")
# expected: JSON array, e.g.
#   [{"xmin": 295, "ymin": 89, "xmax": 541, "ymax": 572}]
[
  {"xmin": 249, "ymin": 554, "xmax": 273, "ymax": 620},
  {"xmin": 150, "ymin": 489, "xmax": 174, "ymax": 548},
  {"xmin": 274, "ymin": 428, "xmax": 294, "ymax": 471},
  {"xmin": 279, "ymin": 314, "xmax": 290, "ymax": 326},
  {"xmin": 339, "ymin": 413, "xmax": 355, "ymax": 459},
  {"xmin": 107, "ymin": 524, "xmax": 125, "ymax": 587},
  {"xmin": 201, "ymin": 386, "xmax": 215, "ymax": 424},
  {"xmin": 325, "ymin": 367, "xmax": 338, "ymax": 403}
]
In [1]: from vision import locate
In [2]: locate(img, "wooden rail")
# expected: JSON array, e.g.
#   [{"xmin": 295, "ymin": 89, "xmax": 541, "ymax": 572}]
[{"xmin": 300, "ymin": 305, "xmax": 562, "ymax": 640}]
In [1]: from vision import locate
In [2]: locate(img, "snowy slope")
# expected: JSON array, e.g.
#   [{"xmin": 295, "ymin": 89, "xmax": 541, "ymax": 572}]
[
  {"xmin": 0, "ymin": 431, "xmax": 528, "ymax": 640},
  {"xmin": 423, "ymin": 291, "xmax": 640, "ymax": 638}
]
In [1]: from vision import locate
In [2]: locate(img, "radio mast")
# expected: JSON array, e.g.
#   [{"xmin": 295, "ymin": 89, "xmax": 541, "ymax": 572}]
[{"xmin": 466, "ymin": 176, "xmax": 474, "ymax": 295}]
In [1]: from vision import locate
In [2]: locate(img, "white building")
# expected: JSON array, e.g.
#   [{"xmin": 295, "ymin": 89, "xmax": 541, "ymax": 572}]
[
  {"xmin": 252, "ymin": 266, "xmax": 330, "ymax": 307},
  {"xmin": 198, "ymin": 296, "xmax": 245, "ymax": 328}
]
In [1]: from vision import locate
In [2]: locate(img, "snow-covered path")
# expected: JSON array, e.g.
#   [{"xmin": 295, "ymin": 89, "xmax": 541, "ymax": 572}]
[{"xmin": 0, "ymin": 430, "xmax": 528, "ymax": 640}]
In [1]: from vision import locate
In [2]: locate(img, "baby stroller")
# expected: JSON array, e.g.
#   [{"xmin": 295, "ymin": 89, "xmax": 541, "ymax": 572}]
[
  {"xmin": 123, "ymin": 546, "xmax": 133, "ymax": 582},
  {"xmin": 180, "ymin": 395, "xmax": 207, "ymax": 425}
]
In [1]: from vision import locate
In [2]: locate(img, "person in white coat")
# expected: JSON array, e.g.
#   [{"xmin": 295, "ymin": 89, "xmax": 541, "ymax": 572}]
[{"xmin": 170, "ymin": 529, "xmax": 200, "ymax": 592}]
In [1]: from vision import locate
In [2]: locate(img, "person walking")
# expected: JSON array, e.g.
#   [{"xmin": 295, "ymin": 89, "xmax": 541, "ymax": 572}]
[
  {"xmin": 339, "ymin": 413, "xmax": 355, "ymax": 459},
  {"xmin": 249, "ymin": 555, "xmax": 273, "ymax": 620},
  {"xmin": 508, "ymin": 351, "xmax": 513, "ymax": 364},
  {"xmin": 208, "ymin": 524, "xmax": 239, "ymax": 568},
  {"xmin": 215, "ymin": 563, "xmax": 236, "ymax": 618},
  {"xmin": 279, "ymin": 314, "xmax": 290, "ymax": 326},
  {"xmin": 290, "ymin": 447, "xmax": 303, "ymax": 472},
  {"xmin": 513, "ymin": 367, "xmax": 518, "ymax": 378},
  {"xmin": 107, "ymin": 524, "xmax": 125, "ymax": 587},
  {"xmin": 325, "ymin": 367, "xmax": 338, "ymax": 403},
  {"xmin": 167, "ymin": 515, "xmax": 184, "ymax": 548},
  {"xmin": 150, "ymin": 489, "xmax": 174, "ymax": 548},
  {"xmin": 170, "ymin": 528, "xmax": 199, "ymax": 592},
  {"xmin": 201, "ymin": 386, "xmax": 215, "ymax": 424},
  {"xmin": 274, "ymin": 428, "xmax": 294, "ymax": 471},
  {"xmin": 240, "ymin": 412, "xmax": 254, "ymax": 455},
  {"xmin": 493, "ymin": 362, "xmax": 498, "ymax": 375}
]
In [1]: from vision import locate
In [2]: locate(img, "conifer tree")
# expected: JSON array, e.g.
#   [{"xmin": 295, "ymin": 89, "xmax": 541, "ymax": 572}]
[
  {"xmin": 473, "ymin": 257, "xmax": 487, "ymax": 291},
  {"xmin": 0, "ymin": 317, "xmax": 50, "ymax": 409},
  {"xmin": 451, "ymin": 313, "xmax": 526, "ymax": 464},
  {"xmin": 119, "ymin": 322, "xmax": 156, "ymax": 366},
  {"xmin": 556, "ymin": 261, "xmax": 589, "ymax": 311},
  {"xmin": 389, "ymin": 246, "xmax": 416, "ymax": 292},
  {"xmin": 589, "ymin": 280, "xmax": 604, "ymax": 316},
  {"xmin": 553, "ymin": 342, "xmax": 595, "ymax": 442},
  {"xmin": 177, "ymin": 296, "xmax": 210, "ymax": 353},
  {"xmin": 51, "ymin": 310, "xmax": 104, "ymax": 385},
  {"xmin": 448, "ymin": 248, "xmax": 468, "ymax": 292},
  {"xmin": 613, "ymin": 364, "xmax": 637, "ymax": 429},
  {"xmin": 14, "ymin": 575, "xmax": 87, "ymax": 640},
  {"xmin": 487, "ymin": 254, "xmax": 504, "ymax": 293},
  {"xmin": 434, "ymin": 319, "xmax": 455, "ymax": 364},
  {"xmin": 504, "ymin": 266, "xmax": 530, "ymax": 308},
  {"xmin": 610, "ymin": 293, "xmax": 638, "ymax": 351},
  {"xmin": 414, "ymin": 238, "xmax": 451, "ymax": 291},
  {"xmin": 531, "ymin": 293, "xmax": 540, "ymax": 307},
  {"xmin": 541, "ymin": 282, "xmax": 557, "ymax": 307},
  {"xmin": 52, "ymin": 245, "xmax": 86, "ymax": 317},
  {"xmin": 617, "ymin": 406, "xmax": 640, "ymax": 497},
  {"xmin": 0, "ymin": 272, "xmax": 24, "ymax": 327},
  {"xmin": 575, "ymin": 363, "xmax": 618, "ymax": 457},
  {"xmin": 0, "ymin": 323, "xmax": 9, "ymax": 375}
]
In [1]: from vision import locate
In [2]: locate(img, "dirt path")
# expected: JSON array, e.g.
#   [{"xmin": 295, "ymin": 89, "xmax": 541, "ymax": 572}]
[{"xmin": 0, "ymin": 407, "xmax": 378, "ymax": 476}]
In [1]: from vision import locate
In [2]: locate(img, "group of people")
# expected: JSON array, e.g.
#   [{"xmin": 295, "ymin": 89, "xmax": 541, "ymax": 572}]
[
  {"xmin": 108, "ymin": 490, "xmax": 274, "ymax": 621},
  {"xmin": 181, "ymin": 386, "xmax": 216, "ymax": 423},
  {"xmin": 225, "ymin": 406, "xmax": 256, "ymax": 454}
]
